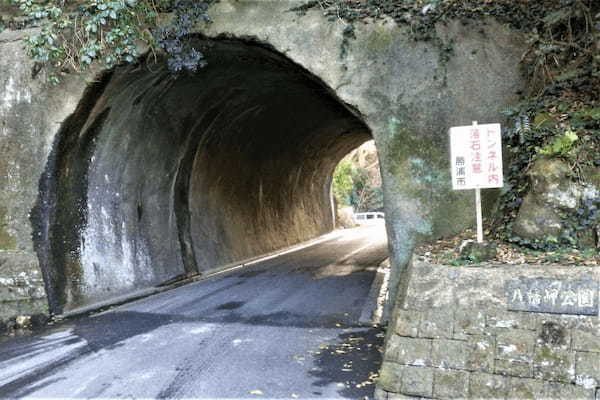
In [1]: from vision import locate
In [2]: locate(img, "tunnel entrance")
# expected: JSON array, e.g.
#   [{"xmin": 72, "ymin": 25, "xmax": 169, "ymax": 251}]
[{"xmin": 32, "ymin": 37, "xmax": 374, "ymax": 314}]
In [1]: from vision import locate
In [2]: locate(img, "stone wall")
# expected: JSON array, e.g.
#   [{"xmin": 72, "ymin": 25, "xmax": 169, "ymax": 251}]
[
  {"xmin": 0, "ymin": 252, "xmax": 46, "ymax": 323},
  {"xmin": 377, "ymin": 261, "xmax": 600, "ymax": 399},
  {"xmin": 0, "ymin": 28, "xmax": 89, "ymax": 324}
]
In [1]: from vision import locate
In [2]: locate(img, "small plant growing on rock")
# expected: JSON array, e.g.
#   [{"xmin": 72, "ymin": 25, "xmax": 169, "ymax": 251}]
[
  {"xmin": 537, "ymin": 129, "xmax": 578, "ymax": 158},
  {"xmin": 3, "ymin": 0, "xmax": 213, "ymax": 82}
]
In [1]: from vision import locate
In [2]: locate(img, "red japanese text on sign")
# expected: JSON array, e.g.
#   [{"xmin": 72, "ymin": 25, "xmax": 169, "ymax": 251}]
[{"xmin": 449, "ymin": 123, "xmax": 503, "ymax": 190}]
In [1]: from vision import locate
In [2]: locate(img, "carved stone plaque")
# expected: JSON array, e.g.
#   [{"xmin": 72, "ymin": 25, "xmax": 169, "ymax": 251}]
[{"xmin": 505, "ymin": 278, "xmax": 599, "ymax": 316}]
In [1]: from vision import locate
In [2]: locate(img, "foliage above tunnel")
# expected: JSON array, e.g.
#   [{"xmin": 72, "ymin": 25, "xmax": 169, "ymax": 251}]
[
  {"xmin": 1, "ymin": 0, "xmax": 598, "ymax": 88},
  {"xmin": 0, "ymin": 0, "xmax": 213, "ymax": 83}
]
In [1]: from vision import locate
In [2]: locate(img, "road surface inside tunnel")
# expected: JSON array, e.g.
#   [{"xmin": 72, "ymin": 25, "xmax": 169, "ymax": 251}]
[{"xmin": 0, "ymin": 225, "xmax": 388, "ymax": 399}]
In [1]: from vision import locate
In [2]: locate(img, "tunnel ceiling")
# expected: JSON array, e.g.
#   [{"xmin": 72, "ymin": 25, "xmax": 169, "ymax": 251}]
[{"xmin": 33, "ymin": 37, "xmax": 372, "ymax": 314}]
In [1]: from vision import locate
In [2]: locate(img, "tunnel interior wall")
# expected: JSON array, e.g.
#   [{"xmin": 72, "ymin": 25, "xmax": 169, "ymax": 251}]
[
  {"xmin": 34, "ymin": 39, "xmax": 371, "ymax": 314},
  {"xmin": 203, "ymin": 3, "xmax": 527, "ymax": 313}
]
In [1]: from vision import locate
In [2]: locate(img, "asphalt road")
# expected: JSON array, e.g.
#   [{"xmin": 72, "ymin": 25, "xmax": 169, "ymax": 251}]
[{"xmin": 0, "ymin": 225, "xmax": 388, "ymax": 399}]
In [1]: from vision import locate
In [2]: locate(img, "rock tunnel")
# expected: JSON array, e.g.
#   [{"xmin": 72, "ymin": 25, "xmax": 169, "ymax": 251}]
[{"xmin": 31, "ymin": 38, "xmax": 373, "ymax": 315}]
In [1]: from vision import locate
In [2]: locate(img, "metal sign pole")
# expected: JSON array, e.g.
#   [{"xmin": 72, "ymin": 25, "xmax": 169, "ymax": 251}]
[
  {"xmin": 450, "ymin": 120, "xmax": 502, "ymax": 243},
  {"xmin": 475, "ymin": 187, "xmax": 483, "ymax": 243},
  {"xmin": 473, "ymin": 120, "xmax": 484, "ymax": 243}
]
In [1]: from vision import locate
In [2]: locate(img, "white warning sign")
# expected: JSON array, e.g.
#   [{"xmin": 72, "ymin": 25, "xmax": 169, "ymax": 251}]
[{"xmin": 450, "ymin": 123, "xmax": 503, "ymax": 190}]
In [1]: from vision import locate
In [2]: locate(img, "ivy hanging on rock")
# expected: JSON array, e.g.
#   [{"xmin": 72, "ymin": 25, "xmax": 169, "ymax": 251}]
[
  {"xmin": 495, "ymin": 95, "xmax": 600, "ymax": 250},
  {"xmin": 1, "ymin": 0, "xmax": 212, "ymax": 83},
  {"xmin": 492, "ymin": 0, "xmax": 600, "ymax": 251}
]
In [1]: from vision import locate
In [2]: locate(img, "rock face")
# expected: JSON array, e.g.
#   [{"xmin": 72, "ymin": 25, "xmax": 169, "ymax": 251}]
[
  {"xmin": 0, "ymin": 1, "xmax": 527, "ymax": 318},
  {"xmin": 336, "ymin": 206, "xmax": 357, "ymax": 229},
  {"xmin": 459, "ymin": 240, "xmax": 497, "ymax": 263},
  {"xmin": 513, "ymin": 157, "xmax": 599, "ymax": 247},
  {"xmin": 0, "ymin": 27, "xmax": 89, "ymax": 321}
]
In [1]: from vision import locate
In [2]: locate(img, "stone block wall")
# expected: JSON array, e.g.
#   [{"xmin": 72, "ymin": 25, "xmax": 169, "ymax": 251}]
[
  {"xmin": 377, "ymin": 262, "xmax": 600, "ymax": 399},
  {"xmin": 0, "ymin": 252, "xmax": 47, "ymax": 324}
]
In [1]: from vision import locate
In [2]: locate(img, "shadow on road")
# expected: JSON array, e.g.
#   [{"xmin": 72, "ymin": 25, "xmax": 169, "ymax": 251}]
[
  {"xmin": 0, "ymin": 311, "xmax": 180, "ymax": 398},
  {"xmin": 309, "ymin": 327, "xmax": 384, "ymax": 399}
]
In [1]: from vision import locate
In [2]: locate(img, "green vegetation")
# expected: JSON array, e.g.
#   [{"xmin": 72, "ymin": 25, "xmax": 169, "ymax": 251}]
[
  {"xmin": 350, "ymin": 167, "xmax": 384, "ymax": 213},
  {"xmin": 332, "ymin": 152, "xmax": 383, "ymax": 213},
  {"xmin": 492, "ymin": 1, "xmax": 599, "ymax": 251},
  {"xmin": 2, "ymin": 0, "xmax": 596, "ymax": 86},
  {"xmin": 498, "ymin": 101, "xmax": 600, "ymax": 250},
  {"xmin": 537, "ymin": 130, "xmax": 578, "ymax": 158},
  {"xmin": 1, "ymin": 0, "xmax": 212, "ymax": 83},
  {"xmin": 418, "ymin": 227, "xmax": 599, "ymax": 266},
  {"xmin": 332, "ymin": 159, "xmax": 354, "ymax": 206}
]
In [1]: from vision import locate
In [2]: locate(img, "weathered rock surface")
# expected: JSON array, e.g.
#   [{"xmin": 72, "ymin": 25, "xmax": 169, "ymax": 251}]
[
  {"xmin": 0, "ymin": 27, "xmax": 89, "ymax": 322},
  {"xmin": 513, "ymin": 157, "xmax": 599, "ymax": 247},
  {"xmin": 459, "ymin": 240, "xmax": 497, "ymax": 263},
  {"xmin": 0, "ymin": 251, "xmax": 47, "ymax": 320},
  {"xmin": 336, "ymin": 206, "xmax": 357, "ymax": 229}
]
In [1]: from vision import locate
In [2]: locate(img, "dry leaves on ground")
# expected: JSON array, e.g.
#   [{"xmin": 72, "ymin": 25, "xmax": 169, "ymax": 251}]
[{"xmin": 415, "ymin": 228, "xmax": 599, "ymax": 266}]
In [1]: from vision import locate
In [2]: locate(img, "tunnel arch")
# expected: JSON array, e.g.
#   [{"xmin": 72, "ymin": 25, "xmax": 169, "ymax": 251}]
[{"xmin": 32, "ymin": 37, "xmax": 375, "ymax": 314}]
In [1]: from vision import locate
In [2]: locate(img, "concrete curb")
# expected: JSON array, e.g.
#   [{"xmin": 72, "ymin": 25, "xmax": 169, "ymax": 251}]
[{"xmin": 359, "ymin": 258, "xmax": 390, "ymax": 326}]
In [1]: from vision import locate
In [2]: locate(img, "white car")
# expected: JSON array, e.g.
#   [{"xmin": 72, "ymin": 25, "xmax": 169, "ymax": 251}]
[{"xmin": 354, "ymin": 212, "xmax": 385, "ymax": 225}]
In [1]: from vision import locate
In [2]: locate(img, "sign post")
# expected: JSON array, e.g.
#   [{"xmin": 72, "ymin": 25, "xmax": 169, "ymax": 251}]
[
  {"xmin": 475, "ymin": 186, "xmax": 483, "ymax": 243},
  {"xmin": 449, "ymin": 121, "xmax": 503, "ymax": 243}
]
